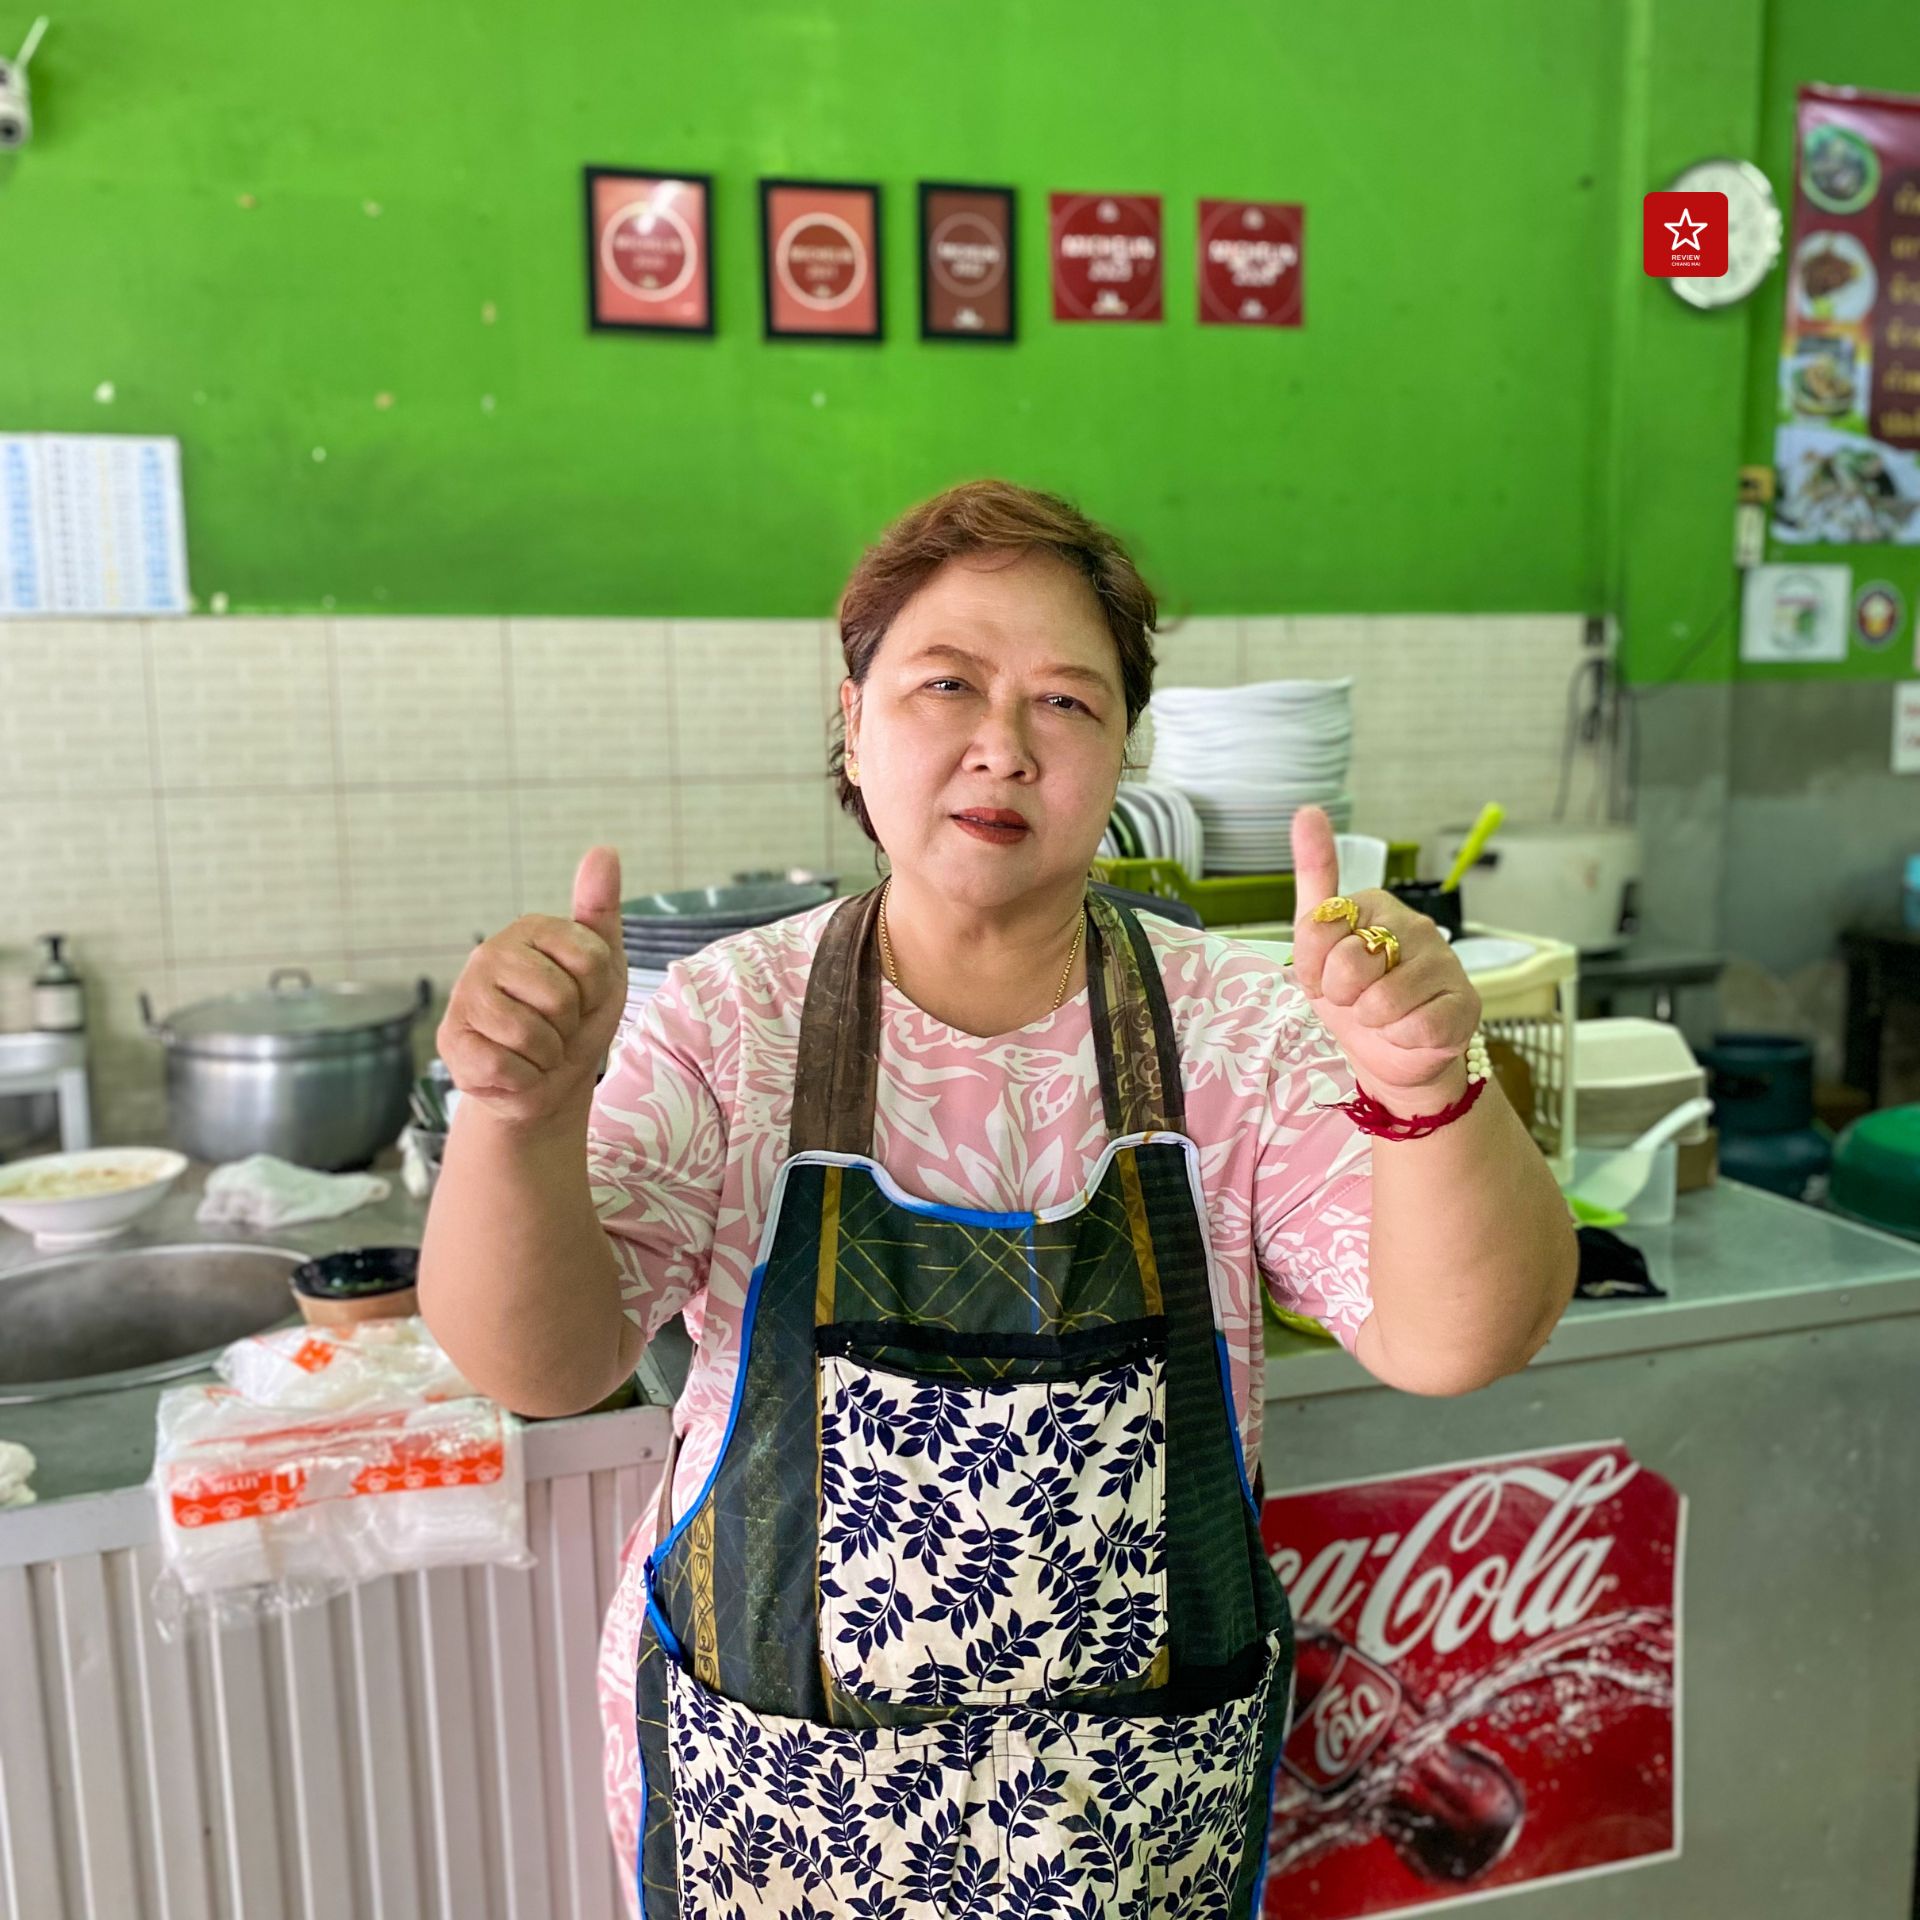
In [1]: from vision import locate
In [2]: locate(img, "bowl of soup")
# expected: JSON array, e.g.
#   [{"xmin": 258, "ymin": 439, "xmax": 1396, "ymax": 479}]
[{"xmin": 0, "ymin": 1148, "xmax": 189, "ymax": 1249}]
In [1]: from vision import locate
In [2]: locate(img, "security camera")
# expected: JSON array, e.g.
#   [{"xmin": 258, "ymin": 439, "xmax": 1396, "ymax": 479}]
[
  {"xmin": 0, "ymin": 62, "xmax": 29, "ymax": 150},
  {"xmin": 0, "ymin": 20, "xmax": 48, "ymax": 152}
]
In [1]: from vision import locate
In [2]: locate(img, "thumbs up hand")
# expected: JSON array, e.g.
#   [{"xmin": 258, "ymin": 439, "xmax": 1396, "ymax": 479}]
[
  {"xmin": 1288, "ymin": 809, "xmax": 1479, "ymax": 1114},
  {"xmin": 437, "ymin": 846, "xmax": 629, "ymax": 1129}
]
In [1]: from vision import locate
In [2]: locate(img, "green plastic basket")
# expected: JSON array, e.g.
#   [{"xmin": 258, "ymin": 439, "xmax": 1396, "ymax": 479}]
[{"xmin": 1092, "ymin": 844, "xmax": 1422, "ymax": 929}]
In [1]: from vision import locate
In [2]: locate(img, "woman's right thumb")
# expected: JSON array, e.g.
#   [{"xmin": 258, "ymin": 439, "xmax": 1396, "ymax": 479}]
[{"xmin": 570, "ymin": 845, "xmax": 624, "ymax": 943}]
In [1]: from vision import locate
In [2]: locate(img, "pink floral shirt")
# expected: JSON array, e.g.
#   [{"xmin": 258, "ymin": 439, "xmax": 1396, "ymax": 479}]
[
  {"xmin": 589, "ymin": 898, "xmax": 1373, "ymax": 1907},
  {"xmin": 589, "ymin": 897, "xmax": 1373, "ymax": 1507}
]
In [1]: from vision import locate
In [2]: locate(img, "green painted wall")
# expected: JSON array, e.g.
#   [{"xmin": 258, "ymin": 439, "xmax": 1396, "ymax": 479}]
[
  {"xmin": 3, "ymin": 1, "xmax": 1623, "ymax": 620},
  {"xmin": 0, "ymin": 0, "xmax": 1914, "ymax": 684},
  {"xmin": 1603, "ymin": 0, "xmax": 1766, "ymax": 688}
]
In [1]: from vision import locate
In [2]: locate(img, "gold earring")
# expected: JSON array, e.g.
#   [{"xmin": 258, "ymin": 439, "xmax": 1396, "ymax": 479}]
[{"xmin": 846, "ymin": 756, "xmax": 860, "ymax": 784}]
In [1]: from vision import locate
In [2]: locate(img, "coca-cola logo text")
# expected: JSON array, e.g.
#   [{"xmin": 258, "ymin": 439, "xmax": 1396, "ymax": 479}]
[{"xmin": 1272, "ymin": 1453, "xmax": 1637, "ymax": 1663}]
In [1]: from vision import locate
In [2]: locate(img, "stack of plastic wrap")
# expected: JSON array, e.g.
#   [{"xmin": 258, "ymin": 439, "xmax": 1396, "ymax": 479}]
[{"xmin": 151, "ymin": 1317, "xmax": 532, "ymax": 1632}]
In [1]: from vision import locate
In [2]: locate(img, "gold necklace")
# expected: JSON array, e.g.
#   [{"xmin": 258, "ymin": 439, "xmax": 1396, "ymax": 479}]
[{"xmin": 878, "ymin": 878, "xmax": 1085, "ymax": 1014}]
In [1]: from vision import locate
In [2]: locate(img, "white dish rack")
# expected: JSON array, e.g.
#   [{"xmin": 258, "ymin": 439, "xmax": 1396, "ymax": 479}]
[{"xmin": 1467, "ymin": 925, "xmax": 1578, "ymax": 1180}]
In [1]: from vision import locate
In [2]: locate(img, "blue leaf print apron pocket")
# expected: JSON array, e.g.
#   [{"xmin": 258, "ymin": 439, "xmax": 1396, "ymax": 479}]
[
  {"xmin": 665, "ymin": 1627, "xmax": 1289, "ymax": 1920},
  {"xmin": 817, "ymin": 1347, "xmax": 1169, "ymax": 1705}
]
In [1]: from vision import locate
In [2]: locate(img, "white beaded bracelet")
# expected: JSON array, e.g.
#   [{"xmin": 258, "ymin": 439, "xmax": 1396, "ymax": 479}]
[{"xmin": 1465, "ymin": 1029, "xmax": 1492, "ymax": 1085}]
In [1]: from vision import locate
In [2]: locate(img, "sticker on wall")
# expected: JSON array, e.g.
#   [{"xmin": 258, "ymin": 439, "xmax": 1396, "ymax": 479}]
[
  {"xmin": 1049, "ymin": 192, "xmax": 1162, "ymax": 322},
  {"xmin": 584, "ymin": 168, "xmax": 714, "ymax": 335},
  {"xmin": 1894, "ymin": 682, "xmax": 1920, "ymax": 772},
  {"xmin": 1197, "ymin": 199, "xmax": 1304, "ymax": 326},
  {"xmin": 1853, "ymin": 578, "xmax": 1903, "ymax": 647},
  {"xmin": 1739, "ymin": 562, "xmax": 1851, "ymax": 662},
  {"xmin": 920, "ymin": 183, "xmax": 1016, "ymax": 341},
  {"xmin": 760, "ymin": 180, "xmax": 883, "ymax": 340}
]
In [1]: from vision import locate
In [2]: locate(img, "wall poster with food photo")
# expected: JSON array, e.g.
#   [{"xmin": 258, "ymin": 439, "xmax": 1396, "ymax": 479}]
[{"xmin": 1776, "ymin": 85, "xmax": 1920, "ymax": 545}]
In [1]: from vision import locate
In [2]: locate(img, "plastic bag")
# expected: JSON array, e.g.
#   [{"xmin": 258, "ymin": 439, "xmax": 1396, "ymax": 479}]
[
  {"xmin": 150, "ymin": 1374, "xmax": 531, "ymax": 1637},
  {"xmin": 215, "ymin": 1316, "xmax": 474, "ymax": 1412}
]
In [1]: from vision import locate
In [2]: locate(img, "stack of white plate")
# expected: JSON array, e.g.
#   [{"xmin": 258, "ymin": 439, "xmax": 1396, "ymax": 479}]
[
  {"xmin": 1148, "ymin": 680, "xmax": 1354, "ymax": 873},
  {"xmin": 1097, "ymin": 780, "xmax": 1204, "ymax": 877}
]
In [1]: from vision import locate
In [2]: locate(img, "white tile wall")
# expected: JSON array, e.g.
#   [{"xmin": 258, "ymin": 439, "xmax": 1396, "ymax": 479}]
[
  {"xmin": 162, "ymin": 791, "xmax": 347, "ymax": 963},
  {"xmin": 342, "ymin": 784, "xmax": 516, "ymax": 952},
  {"xmin": 334, "ymin": 619, "xmax": 509, "ymax": 787},
  {"xmin": 149, "ymin": 619, "xmax": 336, "ymax": 790},
  {"xmin": 0, "ymin": 620, "xmax": 155, "ymax": 795},
  {"xmin": 513, "ymin": 781, "xmax": 681, "ymax": 910},
  {"xmin": 676, "ymin": 776, "xmax": 833, "ymax": 883},
  {"xmin": 672, "ymin": 620, "xmax": 829, "ymax": 778},
  {"xmin": 0, "ymin": 611, "xmax": 1601, "ymax": 1139},
  {"xmin": 1153, "ymin": 615, "xmax": 1244, "ymax": 689},
  {"xmin": 510, "ymin": 619, "xmax": 672, "ymax": 783}
]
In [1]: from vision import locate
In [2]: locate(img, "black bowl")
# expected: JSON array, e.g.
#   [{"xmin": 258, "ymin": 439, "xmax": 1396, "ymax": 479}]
[
  {"xmin": 290, "ymin": 1244, "xmax": 419, "ymax": 1303},
  {"xmin": 1388, "ymin": 880, "xmax": 1465, "ymax": 939}
]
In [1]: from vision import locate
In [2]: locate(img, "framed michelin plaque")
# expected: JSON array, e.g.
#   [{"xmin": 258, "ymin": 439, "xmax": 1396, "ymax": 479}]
[
  {"xmin": 920, "ymin": 182, "xmax": 1017, "ymax": 341},
  {"xmin": 585, "ymin": 167, "xmax": 714, "ymax": 335},
  {"xmin": 761, "ymin": 179, "xmax": 883, "ymax": 340}
]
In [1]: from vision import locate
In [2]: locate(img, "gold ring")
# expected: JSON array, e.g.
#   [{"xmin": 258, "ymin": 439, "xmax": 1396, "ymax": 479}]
[
  {"xmin": 1355, "ymin": 925, "xmax": 1401, "ymax": 972},
  {"xmin": 1309, "ymin": 895, "xmax": 1360, "ymax": 933}
]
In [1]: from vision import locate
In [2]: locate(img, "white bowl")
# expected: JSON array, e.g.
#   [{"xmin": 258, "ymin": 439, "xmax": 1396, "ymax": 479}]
[{"xmin": 0, "ymin": 1147, "xmax": 188, "ymax": 1249}]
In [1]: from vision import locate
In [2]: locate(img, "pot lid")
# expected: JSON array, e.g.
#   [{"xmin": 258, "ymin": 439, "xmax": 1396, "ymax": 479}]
[{"xmin": 161, "ymin": 968, "xmax": 425, "ymax": 1041}]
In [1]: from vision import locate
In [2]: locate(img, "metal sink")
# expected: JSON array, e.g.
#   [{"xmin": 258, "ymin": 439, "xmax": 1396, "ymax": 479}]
[{"xmin": 0, "ymin": 1243, "xmax": 304, "ymax": 1404}]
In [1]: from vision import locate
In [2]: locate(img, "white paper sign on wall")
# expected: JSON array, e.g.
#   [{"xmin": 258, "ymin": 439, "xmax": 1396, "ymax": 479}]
[
  {"xmin": 1739, "ymin": 563, "xmax": 1850, "ymax": 664},
  {"xmin": 1894, "ymin": 683, "xmax": 1920, "ymax": 775},
  {"xmin": 0, "ymin": 434, "xmax": 190, "ymax": 616}
]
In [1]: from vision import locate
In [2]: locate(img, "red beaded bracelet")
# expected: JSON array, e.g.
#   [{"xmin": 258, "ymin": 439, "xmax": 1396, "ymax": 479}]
[{"xmin": 1321, "ymin": 1032, "xmax": 1492, "ymax": 1140}]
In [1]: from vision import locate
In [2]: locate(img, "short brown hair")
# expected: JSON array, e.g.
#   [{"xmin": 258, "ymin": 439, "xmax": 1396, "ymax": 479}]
[{"xmin": 830, "ymin": 479, "xmax": 1159, "ymax": 844}]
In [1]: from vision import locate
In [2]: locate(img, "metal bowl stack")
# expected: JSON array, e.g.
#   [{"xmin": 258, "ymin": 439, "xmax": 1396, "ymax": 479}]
[{"xmin": 621, "ymin": 879, "xmax": 836, "ymax": 1030}]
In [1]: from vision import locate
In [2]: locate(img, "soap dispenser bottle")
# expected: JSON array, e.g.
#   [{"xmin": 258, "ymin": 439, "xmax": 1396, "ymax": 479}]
[{"xmin": 31, "ymin": 933, "xmax": 85, "ymax": 1033}]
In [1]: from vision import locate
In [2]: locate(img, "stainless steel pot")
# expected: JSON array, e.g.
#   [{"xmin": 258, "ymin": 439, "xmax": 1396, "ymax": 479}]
[{"xmin": 141, "ymin": 967, "xmax": 430, "ymax": 1170}]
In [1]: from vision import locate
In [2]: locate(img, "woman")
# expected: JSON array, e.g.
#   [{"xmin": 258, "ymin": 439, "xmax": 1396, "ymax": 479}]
[{"xmin": 420, "ymin": 480, "xmax": 1576, "ymax": 1919}]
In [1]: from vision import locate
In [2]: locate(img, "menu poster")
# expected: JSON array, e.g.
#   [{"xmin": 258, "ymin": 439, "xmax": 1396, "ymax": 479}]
[
  {"xmin": 585, "ymin": 168, "xmax": 714, "ymax": 334},
  {"xmin": 1775, "ymin": 85, "xmax": 1920, "ymax": 544},
  {"xmin": 1049, "ymin": 192, "xmax": 1163, "ymax": 322},
  {"xmin": 1199, "ymin": 199, "xmax": 1305, "ymax": 326},
  {"xmin": 920, "ymin": 183, "xmax": 1017, "ymax": 341},
  {"xmin": 761, "ymin": 180, "xmax": 883, "ymax": 340}
]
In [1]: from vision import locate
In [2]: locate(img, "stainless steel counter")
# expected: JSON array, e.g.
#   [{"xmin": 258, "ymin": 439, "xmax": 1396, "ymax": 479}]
[
  {"xmin": 3, "ymin": 1173, "xmax": 1912, "ymax": 1548},
  {"xmin": 1263, "ymin": 1175, "xmax": 1920, "ymax": 1396},
  {"xmin": 0, "ymin": 1158, "xmax": 689, "ymax": 1528},
  {"xmin": 0, "ymin": 1157, "xmax": 436, "ymax": 1507}
]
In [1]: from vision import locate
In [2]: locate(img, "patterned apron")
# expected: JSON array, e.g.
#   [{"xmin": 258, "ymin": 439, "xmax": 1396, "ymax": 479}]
[{"xmin": 633, "ymin": 887, "xmax": 1293, "ymax": 1918}]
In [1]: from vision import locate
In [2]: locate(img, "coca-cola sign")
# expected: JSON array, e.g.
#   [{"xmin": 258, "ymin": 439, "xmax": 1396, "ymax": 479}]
[{"xmin": 1262, "ymin": 1443, "xmax": 1683, "ymax": 1916}]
